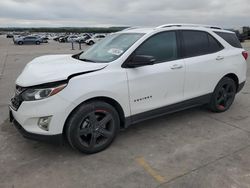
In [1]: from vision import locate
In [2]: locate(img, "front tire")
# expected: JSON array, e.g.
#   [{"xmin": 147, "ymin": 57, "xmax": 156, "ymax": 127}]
[
  {"xmin": 209, "ymin": 77, "xmax": 236, "ymax": 113},
  {"xmin": 66, "ymin": 101, "xmax": 120, "ymax": 154},
  {"xmin": 36, "ymin": 41, "xmax": 40, "ymax": 45},
  {"xmin": 18, "ymin": 41, "xmax": 23, "ymax": 45},
  {"xmin": 88, "ymin": 41, "xmax": 94, "ymax": 45}
]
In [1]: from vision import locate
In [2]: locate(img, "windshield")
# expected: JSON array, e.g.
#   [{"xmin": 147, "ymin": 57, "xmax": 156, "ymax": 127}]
[{"xmin": 79, "ymin": 33, "xmax": 144, "ymax": 63}]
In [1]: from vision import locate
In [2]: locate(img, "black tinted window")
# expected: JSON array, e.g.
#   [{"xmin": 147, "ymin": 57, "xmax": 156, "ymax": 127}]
[
  {"xmin": 208, "ymin": 34, "xmax": 224, "ymax": 53},
  {"xmin": 135, "ymin": 32, "xmax": 178, "ymax": 63},
  {"xmin": 26, "ymin": 37, "xmax": 35, "ymax": 39},
  {"xmin": 215, "ymin": 32, "xmax": 242, "ymax": 48},
  {"xmin": 182, "ymin": 31, "xmax": 222, "ymax": 57},
  {"xmin": 182, "ymin": 31, "xmax": 209, "ymax": 57}
]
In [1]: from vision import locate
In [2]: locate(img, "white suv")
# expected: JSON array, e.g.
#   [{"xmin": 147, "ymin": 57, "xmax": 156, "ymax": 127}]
[{"xmin": 9, "ymin": 24, "xmax": 248, "ymax": 154}]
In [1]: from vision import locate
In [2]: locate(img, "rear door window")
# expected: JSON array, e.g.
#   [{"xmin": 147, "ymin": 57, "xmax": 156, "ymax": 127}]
[
  {"xmin": 215, "ymin": 32, "xmax": 242, "ymax": 48},
  {"xmin": 182, "ymin": 30, "xmax": 223, "ymax": 58}
]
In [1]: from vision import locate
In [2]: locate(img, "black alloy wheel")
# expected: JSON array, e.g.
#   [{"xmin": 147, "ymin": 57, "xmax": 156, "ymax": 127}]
[
  {"xmin": 66, "ymin": 101, "xmax": 119, "ymax": 154},
  {"xmin": 78, "ymin": 110, "xmax": 115, "ymax": 148},
  {"xmin": 209, "ymin": 77, "xmax": 236, "ymax": 112}
]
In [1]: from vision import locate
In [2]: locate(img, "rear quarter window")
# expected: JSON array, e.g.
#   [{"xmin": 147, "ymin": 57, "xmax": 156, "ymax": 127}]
[
  {"xmin": 215, "ymin": 32, "xmax": 242, "ymax": 48},
  {"xmin": 208, "ymin": 34, "xmax": 224, "ymax": 53}
]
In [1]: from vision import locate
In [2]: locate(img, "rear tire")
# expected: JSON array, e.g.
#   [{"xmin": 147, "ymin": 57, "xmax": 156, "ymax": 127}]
[
  {"xmin": 36, "ymin": 41, "xmax": 40, "ymax": 45},
  {"xmin": 18, "ymin": 41, "xmax": 23, "ymax": 45},
  {"xmin": 209, "ymin": 77, "xmax": 236, "ymax": 113},
  {"xmin": 66, "ymin": 101, "xmax": 120, "ymax": 154}
]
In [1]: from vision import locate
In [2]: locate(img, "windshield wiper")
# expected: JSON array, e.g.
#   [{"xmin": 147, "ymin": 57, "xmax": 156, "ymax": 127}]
[
  {"xmin": 80, "ymin": 58, "xmax": 96, "ymax": 63},
  {"xmin": 72, "ymin": 51, "xmax": 84, "ymax": 60},
  {"xmin": 72, "ymin": 53, "xmax": 96, "ymax": 63}
]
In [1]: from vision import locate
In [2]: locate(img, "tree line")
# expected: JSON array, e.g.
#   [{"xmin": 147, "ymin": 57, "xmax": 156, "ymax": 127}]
[{"xmin": 0, "ymin": 27, "xmax": 128, "ymax": 33}]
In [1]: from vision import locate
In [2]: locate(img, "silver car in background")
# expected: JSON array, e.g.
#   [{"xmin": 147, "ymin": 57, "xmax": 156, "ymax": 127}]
[{"xmin": 13, "ymin": 36, "xmax": 43, "ymax": 45}]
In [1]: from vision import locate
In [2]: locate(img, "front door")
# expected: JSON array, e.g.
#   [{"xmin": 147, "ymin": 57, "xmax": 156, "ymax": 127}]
[{"xmin": 125, "ymin": 31, "xmax": 185, "ymax": 116}]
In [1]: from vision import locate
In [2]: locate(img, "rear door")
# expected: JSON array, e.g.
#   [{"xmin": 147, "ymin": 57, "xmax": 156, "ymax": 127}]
[
  {"xmin": 181, "ymin": 30, "xmax": 224, "ymax": 100},
  {"xmin": 125, "ymin": 31, "xmax": 185, "ymax": 116}
]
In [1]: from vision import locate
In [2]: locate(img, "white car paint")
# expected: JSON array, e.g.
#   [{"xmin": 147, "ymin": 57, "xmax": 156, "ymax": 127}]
[
  {"xmin": 16, "ymin": 55, "xmax": 108, "ymax": 87},
  {"xmin": 127, "ymin": 58, "xmax": 185, "ymax": 115},
  {"xmin": 10, "ymin": 24, "xmax": 248, "ymax": 137}
]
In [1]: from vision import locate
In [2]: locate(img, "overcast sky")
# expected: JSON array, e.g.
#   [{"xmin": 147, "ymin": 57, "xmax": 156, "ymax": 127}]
[{"xmin": 0, "ymin": 0, "xmax": 249, "ymax": 28}]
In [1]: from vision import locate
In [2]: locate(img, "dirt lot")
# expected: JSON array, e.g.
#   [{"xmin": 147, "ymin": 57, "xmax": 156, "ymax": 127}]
[{"xmin": 0, "ymin": 35, "xmax": 250, "ymax": 188}]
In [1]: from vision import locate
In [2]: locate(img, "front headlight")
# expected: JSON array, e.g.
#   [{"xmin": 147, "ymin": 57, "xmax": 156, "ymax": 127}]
[{"xmin": 21, "ymin": 83, "xmax": 67, "ymax": 101}]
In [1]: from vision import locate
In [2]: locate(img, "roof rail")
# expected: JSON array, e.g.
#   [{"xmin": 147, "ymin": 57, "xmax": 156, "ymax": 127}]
[{"xmin": 156, "ymin": 24, "xmax": 223, "ymax": 30}]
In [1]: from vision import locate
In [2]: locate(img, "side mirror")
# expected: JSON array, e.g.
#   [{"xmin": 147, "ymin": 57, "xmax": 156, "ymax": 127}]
[{"xmin": 126, "ymin": 55, "xmax": 156, "ymax": 68}]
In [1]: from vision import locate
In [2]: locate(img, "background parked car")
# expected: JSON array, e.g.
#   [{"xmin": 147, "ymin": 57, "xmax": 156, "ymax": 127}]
[
  {"xmin": 74, "ymin": 34, "xmax": 92, "ymax": 43},
  {"xmin": 13, "ymin": 36, "xmax": 43, "ymax": 45},
  {"xmin": 6, "ymin": 33, "xmax": 14, "ymax": 38},
  {"xmin": 58, "ymin": 36, "xmax": 69, "ymax": 43},
  {"xmin": 230, "ymin": 30, "xmax": 248, "ymax": 42},
  {"xmin": 53, "ymin": 35, "xmax": 64, "ymax": 41},
  {"xmin": 67, "ymin": 35, "xmax": 78, "ymax": 43},
  {"xmin": 40, "ymin": 36, "xmax": 49, "ymax": 43},
  {"xmin": 85, "ymin": 34, "xmax": 106, "ymax": 45}
]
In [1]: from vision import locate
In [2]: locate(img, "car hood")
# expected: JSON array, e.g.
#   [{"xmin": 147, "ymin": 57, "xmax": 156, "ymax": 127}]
[{"xmin": 16, "ymin": 54, "xmax": 107, "ymax": 87}]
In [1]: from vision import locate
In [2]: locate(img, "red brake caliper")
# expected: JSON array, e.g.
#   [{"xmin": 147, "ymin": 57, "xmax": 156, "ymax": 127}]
[
  {"xmin": 217, "ymin": 105, "xmax": 225, "ymax": 110},
  {"xmin": 95, "ymin": 109, "xmax": 107, "ymax": 113}
]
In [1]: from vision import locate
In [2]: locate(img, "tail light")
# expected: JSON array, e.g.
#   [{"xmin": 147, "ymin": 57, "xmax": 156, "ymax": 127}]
[{"xmin": 242, "ymin": 51, "xmax": 248, "ymax": 60}]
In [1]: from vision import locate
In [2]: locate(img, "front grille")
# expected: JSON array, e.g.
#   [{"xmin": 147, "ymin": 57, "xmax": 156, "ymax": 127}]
[{"xmin": 10, "ymin": 85, "xmax": 25, "ymax": 111}]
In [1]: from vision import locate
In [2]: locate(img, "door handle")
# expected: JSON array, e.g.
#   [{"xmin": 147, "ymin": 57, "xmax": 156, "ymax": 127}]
[
  {"xmin": 216, "ymin": 56, "xmax": 224, "ymax": 60},
  {"xmin": 170, "ymin": 64, "xmax": 183, "ymax": 70}
]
